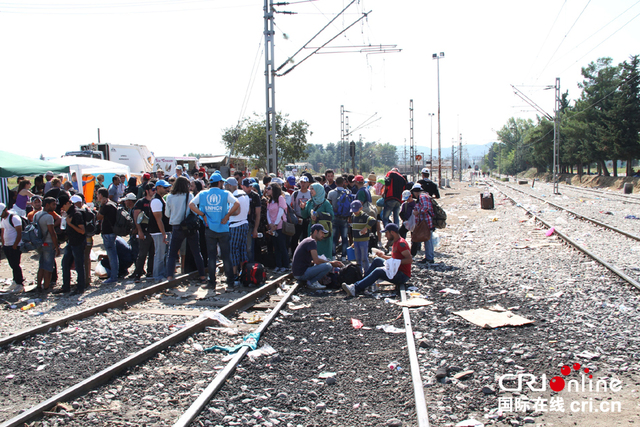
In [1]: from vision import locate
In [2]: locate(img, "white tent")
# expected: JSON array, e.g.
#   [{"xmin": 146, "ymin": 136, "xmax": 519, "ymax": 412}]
[{"xmin": 50, "ymin": 156, "xmax": 131, "ymax": 202}]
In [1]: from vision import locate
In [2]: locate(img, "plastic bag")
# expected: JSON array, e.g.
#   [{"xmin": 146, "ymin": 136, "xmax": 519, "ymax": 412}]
[
  {"xmin": 431, "ymin": 232, "xmax": 440, "ymax": 248},
  {"xmin": 94, "ymin": 262, "xmax": 108, "ymax": 279}
]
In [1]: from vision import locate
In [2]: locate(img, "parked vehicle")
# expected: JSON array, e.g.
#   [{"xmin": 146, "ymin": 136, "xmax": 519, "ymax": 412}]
[
  {"xmin": 71, "ymin": 143, "xmax": 155, "ymax": 173},
  {"xmin": 199, "ymin": 155, "xmax": 250, "ymax": 178}
]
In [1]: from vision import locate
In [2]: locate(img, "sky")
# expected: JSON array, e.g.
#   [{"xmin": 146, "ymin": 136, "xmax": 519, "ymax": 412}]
[{"xmin": 1, "ymin": 0, "xmax": 639, "ymax": 164}]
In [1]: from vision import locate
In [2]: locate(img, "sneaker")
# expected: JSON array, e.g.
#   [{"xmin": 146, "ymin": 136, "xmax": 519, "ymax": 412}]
[
  {"xmin": 341, "ymin": 282, "xmax": 356, "ymax": 297},
  {"xmin": 307, "ymin": 281, "xmax": 326, "ymax": 290},
  {"xmin": 6, "ymin": 282, "xmax": 24, "ymax": 294},
  {"xmin": 233, "ymin": 280, "xmax": 242, "ymax": 286},
  {"xmin": 102, "ymin": 279, "xmax": 118, "ymax": 285}
]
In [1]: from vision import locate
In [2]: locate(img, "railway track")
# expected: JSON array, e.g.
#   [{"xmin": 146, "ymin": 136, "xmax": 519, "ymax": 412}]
[
  {"xmin": 3, "ymin": 271, "xmax": 433, "ymax": 427},
  {"xmin": 489, "ymin": 179, "xmax": 640, "ymax": 291},
  {"xmin": 557, "ymin": 180, "xmax": 640, "ymax": 205},
  {"xmin": 0, "ymin": 271, "xmax": 295, "ymax": 427}
]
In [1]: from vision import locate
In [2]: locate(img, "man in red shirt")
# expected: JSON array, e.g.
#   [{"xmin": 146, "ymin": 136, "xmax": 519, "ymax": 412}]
[{"xmin": 342, "ymin": 223, "xmax": 412, "ymax": 296}]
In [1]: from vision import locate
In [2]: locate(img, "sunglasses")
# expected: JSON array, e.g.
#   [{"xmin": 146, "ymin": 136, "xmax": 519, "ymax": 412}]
[{"xmin": 265, "ymin": 186, "xmax": 272, "ymax": 191}]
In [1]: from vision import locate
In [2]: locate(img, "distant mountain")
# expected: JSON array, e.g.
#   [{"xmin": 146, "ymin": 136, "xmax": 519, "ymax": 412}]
[{"xmin": 396, "ymin": 143, "xmax": 495, "ymax": 161}]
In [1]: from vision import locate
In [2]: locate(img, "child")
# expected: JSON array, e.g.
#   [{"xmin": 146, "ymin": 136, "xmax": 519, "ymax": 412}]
[{"xmin": 350, "ymin": 200, "xmax": 377, "ymax": 274}]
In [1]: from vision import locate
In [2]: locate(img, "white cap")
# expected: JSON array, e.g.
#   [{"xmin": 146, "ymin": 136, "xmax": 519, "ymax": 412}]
[
  {"xmin": 421, "ymin": 168, "xmax": 429, "ymax": 174},
  {"xmin": 70, "ymin": 195, "xmax": 83, "ymax": 204},
  {"xmin": 125, "ymin": 193, "xmax": 138, "ymax": 201},
  {"xmin": 0, "ymin": 203, "xmax": 6, "ymax": 214}
]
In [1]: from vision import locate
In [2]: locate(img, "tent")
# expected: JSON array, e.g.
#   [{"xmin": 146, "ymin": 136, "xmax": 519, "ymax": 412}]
[
  {"xmin": 0, "ymin": 150, "xmax": 70, "ymax": 205},
  {"xmin": 53, "ymin": 156, "xmax": 131, "ymax": 203},
  {"xmin": 0, "ymin": 150, "xmax": 69, "ymax": 178}
]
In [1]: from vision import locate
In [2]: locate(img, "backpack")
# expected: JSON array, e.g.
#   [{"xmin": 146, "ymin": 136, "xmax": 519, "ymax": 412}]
[
  {"xmin": 430, "ymin": 199, "xmax": 447, "ymax": 229},
  {"xmin": 21, "ymin": 213, "xmax": 46, "ymax": 252},
  {"xmin": 240, "ymin": 262, "xmax": 267, "ymax": 286},
  {"xmin": 337, "ymin": 263, "xmax": 363, "ymax": 285},
  {"xmin": 81, "ymin": 207, "xmax": 97, "ymax": 237},
  {"xmin": 335, "ymin": 189, "xmax": 355, "ymax": 217},
  {"xmin": 113, "ymin": 206, "xmax": 135, "ymax": 237}
]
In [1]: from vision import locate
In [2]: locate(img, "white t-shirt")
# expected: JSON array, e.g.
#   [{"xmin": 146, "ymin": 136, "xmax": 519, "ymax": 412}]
[
  {"xmin": 1, "ymin": 213, "xmax": 23, "ymax": 246},
  {"xmin": 293, "ymin": 189, "xmax": 312, "ymax": 217},
  {"xmin": 150, "ymin": 198, "xmax": 165, "ymax": 236},
  {"xmin": 230, "ymin": 190, "xmax": 250, "ymax": 228}
]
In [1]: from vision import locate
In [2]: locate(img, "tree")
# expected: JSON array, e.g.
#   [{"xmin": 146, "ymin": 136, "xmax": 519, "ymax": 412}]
[
  {"xmin": 609, "ymin": 55, "xmax": 640, "ymax": 176},
  {"xmin": 221, "ymin": 113, "xmax": 311, "ymax": 170}
]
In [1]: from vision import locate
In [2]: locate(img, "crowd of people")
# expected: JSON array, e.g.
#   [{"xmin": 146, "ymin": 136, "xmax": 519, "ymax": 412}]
[{"xmin": 0, "ymin": 166, "xmax": 441, "ymax": 296}]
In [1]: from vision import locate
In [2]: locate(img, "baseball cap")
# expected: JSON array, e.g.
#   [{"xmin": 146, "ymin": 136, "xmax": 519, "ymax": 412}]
[
  {"xmin": 272, "ymin": 177, "xmax": 284, "ymax": 185},
  {"xmin": 287, "ymin": 176, "xmax": 296, "ymax": 186},
  {"xmin": 368, "ymin": 173, "xmax": 376, "ymax": 182},
  {"xmin": 298, "ymin": 176, "xmax": 309, "ymax": 183},
  {"xmin": 421, "ymin": 168, "xmax": 429, "ymax": 174},
  {"xmin": 383, "ymin": 223, "xmax": 399, "ymax": 233},
  {"xmin": 31, "ymin": 195, "xmax": 42, "ymax": 202},
  {"xmin": 70, "ymin": 195, "xmax": 83, "ymax": 204},
  {"xmin": 0, "ymin": 203, "xmax": 6, "ymax": 214},
  {"xmin": 210, "ymin": 173, "xmax": 226, "ymax": 183},
  {"xmin": 125, "ymin": 193, "xmax": 138, "ymax": 201},
  {"xmin": 411, "ymin": 183, "xmax": 423, "ymax": 192},
  {"xmin": 155, "ymin": 179, "xmax": 172, "ymax": 188},
  {"xmin": 226, "ymin": 177, "xmax": 238, "ymax": 187},
  {"xmin": 45, "ymin": 171, "xmax": 53, "ymax": 177},
  {"xmin": 310, "ymin": 223, "xmax": 329, "ymax": 234},
  {"xmin": 269, "ymin": 173, "xmax": 276, "ymax": 178},
  {"xmin": 350, "ymin": 200, "xmax": 362, "ymax": 212},
  {"xmin": 354, "ymin": 175, "xmax": 364, "ymax": 183},
  {"xmin": 143, "ymin": 173, "xmax": 151, "ymax": 180},
  {"xmin": 176, "ymin": 165, "xmax": 183, "ymax": 170},
  {"xmin": 402, "ymin": 190, "xmax": 411, "ymax": 201},
  {"xmin": 242, "ymin": 178, "xmax": 252, "ymax": 187}
]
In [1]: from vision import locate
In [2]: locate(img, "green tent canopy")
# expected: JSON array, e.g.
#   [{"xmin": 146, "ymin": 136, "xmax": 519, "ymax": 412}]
[{"xmin": 0, "ymin": 150, "xmax": 69, "ymax": 178}]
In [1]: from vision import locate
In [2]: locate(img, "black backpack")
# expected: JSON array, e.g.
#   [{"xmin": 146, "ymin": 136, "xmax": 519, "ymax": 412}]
[
  {"xmin": 337, "ymin": 263, "xmax": 363, "ymax": 285},
  {"xmin": 430, "ymin": 199, "xmax": 447, "ymax": 229},
  {"xmin": 81, "ymin": 208, "xmax": 97, "ymax": 237},
  {"xmin": 240, "ymin": 262, "xmax": 267, "ymax": 286},
  {"xmin": 113, "ymin": 206, "xmax": 135, "ymax": 236}
]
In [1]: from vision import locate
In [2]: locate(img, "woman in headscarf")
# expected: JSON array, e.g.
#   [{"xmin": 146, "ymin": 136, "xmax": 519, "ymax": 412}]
[
  {"xmin": 299, "ymin": 182, "xmax": 334, "ymax": 260},
  {"xmin": 125, "ymin": 176, "xmax": 138, "ymax": 196}
]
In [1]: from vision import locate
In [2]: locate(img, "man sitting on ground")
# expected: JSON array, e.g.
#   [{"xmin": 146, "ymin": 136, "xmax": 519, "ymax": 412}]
[
  {"xmin": 342, "ymin": 223, "xmax": 412, "ymax": 296},
  {"xmin": 292, "ymin": 223, "xmax": 344, "ymax": 290}
]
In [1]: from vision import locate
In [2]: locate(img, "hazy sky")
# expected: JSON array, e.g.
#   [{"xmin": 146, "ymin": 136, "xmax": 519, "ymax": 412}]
[{"xmin": 1, "ymin": 0, "xmax": 639, "ymax": 161}]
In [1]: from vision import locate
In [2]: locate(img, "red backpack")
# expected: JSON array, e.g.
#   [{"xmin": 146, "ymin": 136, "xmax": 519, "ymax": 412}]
[{"xmin": 240, "ymin": 262, "xmax": 267, "ymax": 286}]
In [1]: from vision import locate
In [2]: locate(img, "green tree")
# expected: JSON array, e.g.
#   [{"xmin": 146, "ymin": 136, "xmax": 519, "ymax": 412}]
[
  {"xmin": 609, "ymin": 55, "xmax": 640, "ymax": 175},
  {"xmin": 222, "ymin": 113, "xmax": 311, "ymax": 171}
]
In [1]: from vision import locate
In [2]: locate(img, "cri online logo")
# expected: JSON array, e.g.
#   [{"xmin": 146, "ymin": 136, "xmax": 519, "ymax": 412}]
[{"xmin": 549, "ymin": 363, "xmax": 590, "ymax": 392}]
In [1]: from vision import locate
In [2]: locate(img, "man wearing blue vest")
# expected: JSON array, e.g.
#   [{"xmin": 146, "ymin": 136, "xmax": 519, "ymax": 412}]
[{"xmin": 189, "ymin": 173, "xmax": 240, "ymax": 289}]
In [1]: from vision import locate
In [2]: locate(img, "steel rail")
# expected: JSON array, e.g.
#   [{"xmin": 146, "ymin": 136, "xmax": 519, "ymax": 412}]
[
  {"xmin": 0, "ymin": 271, "xmax": 200, "ymax": 347},
  {"xmin": 493, "ymin": 180, "xmax": 640, "ymax": 242},
  {"xmin": 0, "ymin": 273, "xmax": 292, "ymax": 427},
  {"xmin": 489, "ymin": 182, "xmax": 640, "ymax": 292},
  {"xmin": 558, "ymin": 181, "xmax": 640, "ymax": 204},
  {"xmin": 399, "ymin": 284, "xmax": 430, "ymax": 427},
  {"xmin": 173, "ymin": 277, "xmax": 298, "ymax": 427}
]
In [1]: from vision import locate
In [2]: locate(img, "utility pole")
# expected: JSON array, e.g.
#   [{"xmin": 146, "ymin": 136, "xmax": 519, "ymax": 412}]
[
  {"xmin": 451, "ymin": 138, "xmax": 454, "ymax": 183},
  {"xmin": 264, "ymin": 0, "xmax": 278, "ymax": 175},
  {"xmin": 459, "ymin": 133, "xmax": 462, "ymax": 182},
  {"xmin": 345, "ymin": 116, "xmax": 350, "ymax": 172},
  {"xmin": 553, "ymin": 77, "xmax": 561, "ymax": 194},
  {"xmin": 428, "ymin": 113, "xmax": 434, "ymax": 177},
  {"xmin": 433, "ymin": 52, "xmax": 445, "ymax": 188},
  {"xmin": 409, "ymin": 99, "xmax": 415, "ymax": 181},
  {"xmin": 340, "ymin": 105, "xmax": 345, "ymax": 173}
]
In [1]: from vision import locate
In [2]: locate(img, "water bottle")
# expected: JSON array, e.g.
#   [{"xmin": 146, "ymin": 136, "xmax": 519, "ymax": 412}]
[
  {"xmin": 272, "ymin": 230, "xmax": 278, "ymax": 237},
  {"xmin": 257, "ymin": 233, "xmax": 263, "ymax": 238},
  {"xmin": 60, "ymin": 216, "xmax": 67, "ymax": 230}
]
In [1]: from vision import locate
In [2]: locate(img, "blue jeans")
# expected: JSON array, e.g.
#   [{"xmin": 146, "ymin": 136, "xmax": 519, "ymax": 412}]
[
  {"xmin": 382, "ymin": 199, "xmax": 401, "ymax": 227},
  {"xmin": 102, "ymin": 233, "xmax": 119, "ymax": 281},
  {"xmin": 151, "ymin": 232, "xmax": 170, "ymax": 280},
  {"xmin": 273, "ymin": 230, "xmax": 290, "ymax": 269},
  {"xmin": 167, "ymin": 227, "xmax": 205, "ymax": 279},
  {"xmin": 62, "ymin": 241, "xmax": 86, "ymax": 292},
  {"xmin": 205, "ymin": 228, "xmax": 233, "ymax": 284},
  {"xmin": 332, "ymin": 217, "xmax": 349, "ymax": 258},
  {"xmin": 424, "ymin": 237, "xmax": 434, "ymax": 261},
  {"xmin": 294, "ymin": 263, "xmax": 332, "ymax": 284},
  {"xmin": 354, "ymin": 257, "xmax": 409, "ymax": 293},
  {"xmin": 353, "ymin": 240, "xmax": 369, "ymax": 273}
]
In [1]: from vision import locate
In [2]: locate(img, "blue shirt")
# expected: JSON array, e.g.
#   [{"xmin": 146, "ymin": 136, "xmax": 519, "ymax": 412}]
[{"xmin": 192, "ymin": 187, "xmax": 237, "ymax": 233}]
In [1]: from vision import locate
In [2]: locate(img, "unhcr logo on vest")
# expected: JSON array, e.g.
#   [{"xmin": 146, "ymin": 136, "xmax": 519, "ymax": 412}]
[{"xmin": 207, "ymin": 193, "xmax": 222, "ymax": 205}]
